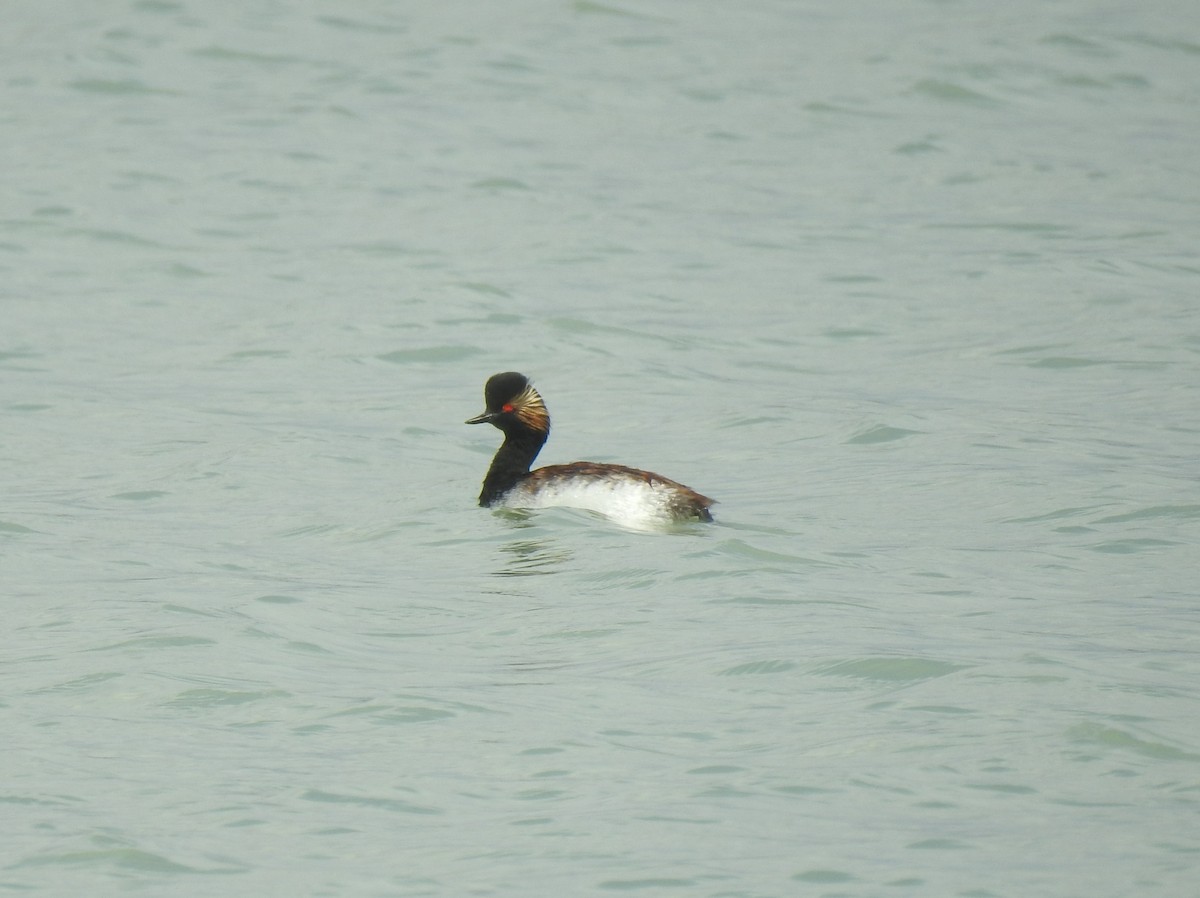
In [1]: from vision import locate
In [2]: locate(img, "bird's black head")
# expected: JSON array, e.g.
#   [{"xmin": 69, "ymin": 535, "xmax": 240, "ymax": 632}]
[{"xmin": 465, "ymin": 372, "xmax": 549, "ymax": 435}]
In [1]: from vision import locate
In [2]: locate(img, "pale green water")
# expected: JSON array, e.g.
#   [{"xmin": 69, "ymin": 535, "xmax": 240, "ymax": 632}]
[{"xmin": 4, "ymin": 2, "xmax": 1199, "ymax": 896}]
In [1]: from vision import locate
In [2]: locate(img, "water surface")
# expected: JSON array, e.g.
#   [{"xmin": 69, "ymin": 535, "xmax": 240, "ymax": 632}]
[{"xmin": 4, "ymin": 1, "xmax": 1199, "ymax": 896}]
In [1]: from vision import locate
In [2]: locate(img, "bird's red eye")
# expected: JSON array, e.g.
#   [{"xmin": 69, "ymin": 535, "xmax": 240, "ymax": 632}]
[{"xmin": 502, "ymin": 403, "xmax": 514, "ymax": 413}]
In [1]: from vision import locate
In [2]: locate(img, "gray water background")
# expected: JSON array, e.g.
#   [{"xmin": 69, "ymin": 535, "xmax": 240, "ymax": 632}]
[{"xmin": 4, "ymin": 1, "xmax": 1199, "ymax": 895}]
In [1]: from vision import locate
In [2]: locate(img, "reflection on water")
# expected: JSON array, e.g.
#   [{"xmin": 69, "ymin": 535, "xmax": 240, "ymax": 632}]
[{"xmin": 493, "ymin": 533, "xmax": 574, "ymax": 578}]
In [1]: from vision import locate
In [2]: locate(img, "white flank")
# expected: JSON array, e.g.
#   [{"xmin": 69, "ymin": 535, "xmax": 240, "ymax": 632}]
[{"xmin": 501, "ymin": 476, "xmax": 692, "ymax": 530}]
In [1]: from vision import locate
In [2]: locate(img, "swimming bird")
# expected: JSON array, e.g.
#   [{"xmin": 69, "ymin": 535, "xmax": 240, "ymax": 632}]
[{"xmin": 466, "ymin": 371, "xmax": 714, "ymax": 526}]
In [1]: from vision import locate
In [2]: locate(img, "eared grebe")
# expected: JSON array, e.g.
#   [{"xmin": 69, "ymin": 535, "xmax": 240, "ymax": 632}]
[{"xmin": 466, "ymin": 372, "xmax": 714, "ymax": 526}]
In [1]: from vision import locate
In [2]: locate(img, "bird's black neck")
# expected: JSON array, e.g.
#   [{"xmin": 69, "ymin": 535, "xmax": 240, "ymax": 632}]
[{"xmin": 478, "ymin": 429, "xmax": 546, "ymax": 506}]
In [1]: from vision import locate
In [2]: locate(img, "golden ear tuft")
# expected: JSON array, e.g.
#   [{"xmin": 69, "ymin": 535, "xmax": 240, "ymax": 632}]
[{"xmin": 512, "ymin": 383, "xmax": 549, "ymax": 433}]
